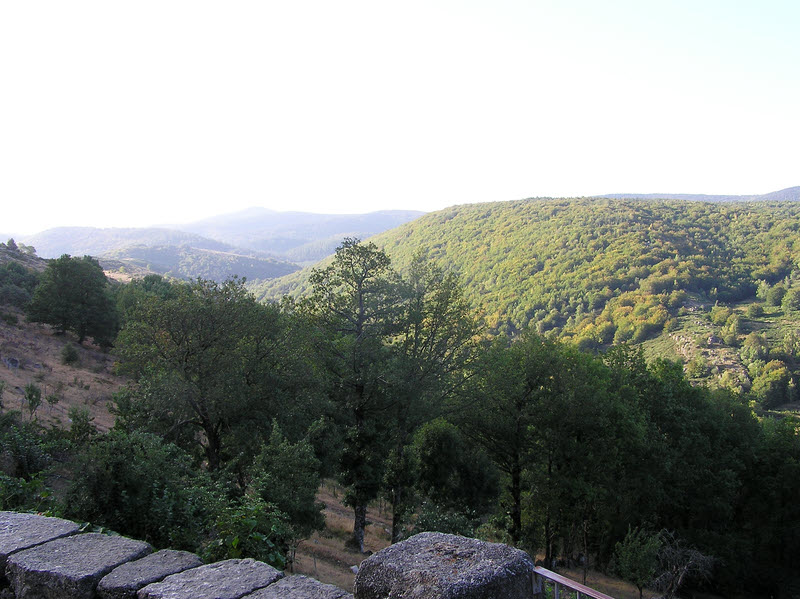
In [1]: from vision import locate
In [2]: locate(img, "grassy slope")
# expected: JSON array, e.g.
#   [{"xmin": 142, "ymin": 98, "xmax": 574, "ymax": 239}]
[{"xmin": 0, "ymin": 307, "xmax": 122, "ymax": 431}]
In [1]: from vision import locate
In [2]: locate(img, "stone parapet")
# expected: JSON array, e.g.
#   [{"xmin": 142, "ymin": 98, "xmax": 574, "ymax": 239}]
[
  {"xmin": 0, "ymin": 513, "xmax": 353, "ymax": 599},
  {"xmin": 1, "ymin": 513, "xmax": 544, "ymax": 599},
  {"xmin": 137, "ymin": 558, "xmax": 283, "ymax": 599},
  {"xmin": 7, "ymin": 533, "xmax": 152, "ymax": 599},
  {"xmin": 0, "ymin": 512, "xmax": 80, "ymax": 577},
  {"xmin": 97, "ymin": 550, "xmax": 203, "ymax": 599}
]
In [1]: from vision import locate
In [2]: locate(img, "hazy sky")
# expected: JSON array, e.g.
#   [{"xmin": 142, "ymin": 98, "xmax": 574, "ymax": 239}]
[{"xmin": 2, "ymin": 0, "xmax": 798, "ymax": 235}]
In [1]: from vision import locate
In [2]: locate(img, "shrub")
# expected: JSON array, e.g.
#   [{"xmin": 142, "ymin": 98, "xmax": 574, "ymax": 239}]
[
  {"xmin": 746, "ymin": 303, "xmax": 764, "ymax": 318},
  {"xmin": 0, "ymin": 473, "xmax": 55, "ymax": 512},
  {"xmin": 64, "ymin": 430, "xmax": 216, "ymax": 550},
  {"xmin": 201, "ymin": 495, "xmax": 292, "ymax": 568},
  {"xmin": 60, "ymin": 344, "xmax": 80, "ymax": 366},
  {"xmin": 0, "ymin": 422, "xmax": 52, "ymax": 480},
  {"xmin": 67, "ymin": 406, "xmax": 96, "ymax": 446},
  {"xmin": 0, "ymin": 311, "xmax": 19, "ymax": 325},
  {"xmin": 766, "ymin": 284, "xmax": 787, "ymax": 307}
]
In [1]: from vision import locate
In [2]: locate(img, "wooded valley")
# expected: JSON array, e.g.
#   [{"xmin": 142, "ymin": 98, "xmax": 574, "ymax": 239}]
[{"xmin": 1, "ymin": 198, "xmax": 799, "ymax": 598}]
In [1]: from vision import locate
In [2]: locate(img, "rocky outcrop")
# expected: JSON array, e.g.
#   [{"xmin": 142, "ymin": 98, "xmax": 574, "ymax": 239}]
[{"xmin": 353, "ymin": 532, "xmax": 536, "ymax": 599}]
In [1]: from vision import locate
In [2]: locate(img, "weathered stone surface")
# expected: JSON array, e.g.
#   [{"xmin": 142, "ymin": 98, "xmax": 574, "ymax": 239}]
[
  {"xmin": 353, "ymin": 532, "xmax": 536, "ymax": 599},
  {"xmin": 0, "ymin": 512, "xmax": 79, "ymax": 573},
  {"xmin": 7, "ymin": 533, "xmax": 153, "ymax": 599},
  {"xmin": 97, "ymin": 550, "xmax": 203, "ymax": 599},
  {"xmin": 138, "ymin": 559, "xmax": 283, "ymax": 599},
  {"xmin": 244, "ymin": 575, "xmax": 353, "ymax": 599}
]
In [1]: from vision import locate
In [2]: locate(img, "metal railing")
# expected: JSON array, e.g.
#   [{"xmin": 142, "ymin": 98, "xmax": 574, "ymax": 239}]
[{"xmin": 532, "ymin": 566, "xmax": 616, "ymax": 599}]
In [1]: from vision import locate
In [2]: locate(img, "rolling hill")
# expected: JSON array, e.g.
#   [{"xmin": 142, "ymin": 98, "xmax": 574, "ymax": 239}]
[
  {"xmin": 173, "ymin": 208, "xmax": 425, "ymax": 264},
  {"xmin": 19, "ymin": 209, "xmax": 426, "ymax": 282},
  {"xmin": 99, "ymin": 245, "xmax": 300, "ymax": 282},
  {"xmin": 22, "ymin": 227, "xmax": 233, "ymax": 259},
  {"xmin": 22, "ymin": 226, "xmax": 301, "ymax": 283},
  {"xmin": 253, "ymin": 195, "xmax": 800, "ymax": 403}
]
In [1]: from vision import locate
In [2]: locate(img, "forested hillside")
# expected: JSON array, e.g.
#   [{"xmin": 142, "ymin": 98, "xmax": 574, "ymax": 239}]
[
  {"xmin": 374, "ymin": 199, "xmax": 799, "ymax": 336},
  {"xmin": 2, "ymin": 237, "xmax": 800, "ymax": 597},
  {"xmin": 254, "ymin": 198, "xmax": 800, "ymax": 408}
]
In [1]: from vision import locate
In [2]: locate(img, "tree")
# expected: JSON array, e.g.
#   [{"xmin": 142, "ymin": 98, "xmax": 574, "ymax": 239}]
[
  {"xmin": 304, "ymin": 240, "xmax": 481, "ymax": 550},
  {"xmin": 115, "ymin": 278, "xmax": 298, "ymax": 472},
  {"xmin": 411, "ymin": 418, "xmax": 498, "ymax": 515},
  {"xmin": 459, "ymin": 333, "xmax": 563, "ymax": 545},
  {"xmin": 652, "ymin": 531, "xmax": 714, "ymax": 599},
  {"xmin": 27, "ymin": 255, "xmax": 118, "ymax": 346},
  {"xmin": 612, "ymin": 526, "xmax": 661, "ymax": 599},
  {"xmin": 782, "ymin": 287, "xmax": 800, "ymax": 312},
  {"xmin": 0, "ymin": 262, "xmax": 40, "ymax": 308},
  {"xmin": 303, "ymin": 238, "xmax": 402, "ymax": 552},
  {"xmin": 24, "ymin": 384, "xmax": 41, "ymax": 420},
  {"xmin": 249, "ymin": 423, "xmax": 325, "ymax": 542},
  {"xmin": 382, "ymin": 254, "xmax": 481, "ymax": 541}
]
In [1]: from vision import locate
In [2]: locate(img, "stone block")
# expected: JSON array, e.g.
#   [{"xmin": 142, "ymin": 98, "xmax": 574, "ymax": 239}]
[
  {"xmin": 354, "ymin": 532, "xmax": 536, "ymax": 599},
  {"xmin": 0, "ymin": 512, "xmax": 80, "ymax": 574},
  {"xmin": 98, "ymin": 550, "xmax": 203, "ymax": 599},
  {"xmin": 7, "ymin": 533, "xmax": 153, "ymax": 599},
  {"xmin": 138, "ymin": 558, "xmax": 283, "ymax": 599},
  {"xmin": 244, "ymin": 575, "xmax": 352, "ymax": 599}
]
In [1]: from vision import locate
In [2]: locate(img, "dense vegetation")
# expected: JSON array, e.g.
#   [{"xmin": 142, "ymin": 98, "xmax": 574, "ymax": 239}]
[
  {"xmin": 2, "ymin": 210, "xmax": 800, "ymax": 596},
  {"xmin": 255, "ymin": 199, "xmax": 800, "ymax": 408},
  {"xmin": 375, "ymin": 199, "xmax": 800, "ymax": 336}
]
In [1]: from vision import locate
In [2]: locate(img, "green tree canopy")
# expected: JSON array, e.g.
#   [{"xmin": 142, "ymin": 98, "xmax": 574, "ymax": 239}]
[
  {"xmin": 114, "ymin": 277, "xmax": 307, "ymax": 472},
  {"xmin": 26, "ymin": 254, "xmax": 118, "ymax": 346}
]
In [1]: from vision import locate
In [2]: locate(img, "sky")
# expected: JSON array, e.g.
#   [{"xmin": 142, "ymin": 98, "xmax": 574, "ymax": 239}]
[{"xmin": 2, "ymin": 0, "xmax": 799, "ymax": 235}]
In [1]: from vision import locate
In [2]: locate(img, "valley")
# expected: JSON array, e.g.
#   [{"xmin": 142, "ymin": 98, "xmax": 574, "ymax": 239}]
[{"xmin": 2, "ymin": 192, "xmax": 800, "ymax": 597}]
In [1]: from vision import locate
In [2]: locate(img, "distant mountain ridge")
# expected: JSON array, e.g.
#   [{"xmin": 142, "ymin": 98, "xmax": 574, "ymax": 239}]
[
  {"xmin": 596, "ymin": 185, "xmax": 800, "ymax": 202},
  {"xmin": 174, "ymin": 209, "xmax": 425, "ymax": 264},
  {"xmin": 19, "ymin": 209, "xmax": 426, "ymax": 283},
  {"xmin": 23, "ymin": 227, "xmax": 233, "ymax": 259}
]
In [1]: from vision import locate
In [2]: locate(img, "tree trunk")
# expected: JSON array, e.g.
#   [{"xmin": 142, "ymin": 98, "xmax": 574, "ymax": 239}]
[
  {"xmin": 350, "ymin": 502, "xmax": 368, "ymax": 553},
  {"xmin": 510, "ymin": 455, "xmax": 522, "ymax": 544},
  {"xmin": 391, "ymin": 487, "xmax": 404, "ymax": 544},
  {"xmin": 204, "ymin": 421, "xmax": 222, "ymax": 472}
]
